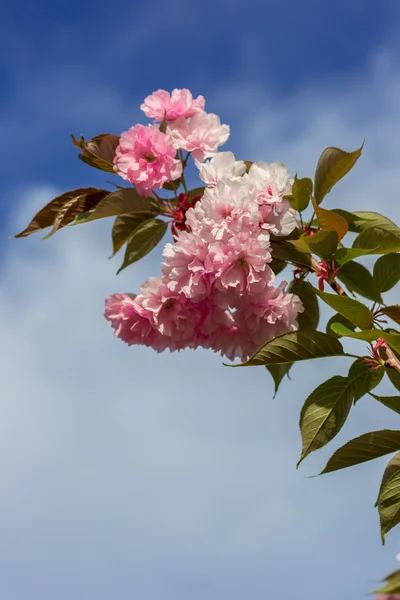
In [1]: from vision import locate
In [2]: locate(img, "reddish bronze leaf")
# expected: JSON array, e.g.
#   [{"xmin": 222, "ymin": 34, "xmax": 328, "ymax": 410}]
[
  {"xmin": 14, "ymin": 188, "xmax": 110, "ymax": 238},
  {"xmin": 72, "ymin": 133, "xmax": 120, "ymax": 173}
]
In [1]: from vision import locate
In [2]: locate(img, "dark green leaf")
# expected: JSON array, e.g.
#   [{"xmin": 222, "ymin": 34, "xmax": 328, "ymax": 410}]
[
  {"xmin": 187, "ymin": 187, "xmax": 206, "ymax": 202},
  {"xmin": 313, "ymin": 287, "xmax": 374, "ymax": 330},
  {"xmin": 337, "ymin": 260, "xmax": 382, "ymax": 302},
  {"xmin": 269, "ymin": 258, "xmax": 287, "ymax": 275},
  {"xmin": 314, "ymin": 144, "xmax": 363, "ymax": 204},
  {"xmin": 382, "ymin": 333, "xmax": 400, "ymax": 355},
  {"xmin": 307, "ymin": 230, "xmax": 339, "ymax": 259},
  {"xmin": 334, "ymin": 247, "xmax": 373, "ymax": 265},
  {"xmin": 76, "ymin": 188, "xmax": 156, "ymax": 224},
  {"xmin": 377, "ymin": 466, "xmax": 400, "ymax": 543},
  {"xmin": 348, "ymin": 359, "xmax": 384, "ymax": 402},
  {"xmin": 373, "ymin": 254, "xmax": 400, "ymax": 293},
  {"xmin": 72, "ymin": 133, "xmax": 119, "ymax": 173},
  {"xmin": 13, "ymin": 188, "xmax": 109, "ymax": 238},
  {"xmin": 117, "ymin": 218, "xmax": 168, "ymax": 273},
  {"xmin": 326, "ymin": 314, "xmax": 356, "ymax": 338},
  {"xmin": 288, "ymin": 175, "xmax": 313, "ymax": 212},
  {"xmin": 111, "ymin": 213, "xmax": 155, "ymax": 256},
  {"xmin": 266, "ymin": 363, "xmax": 292, "ymax": 397},
  {"xmin": 353, "ymin": 227, "xmax": 400, "ymax": 254},
  {"xmin": 229, "ymin": 330, "xmax": 344, "ymax": 367},
  {"xmin": 271, "ymin": 242, "xmax": 311, "ymax": 267},
  {"xmin": 319, "ymin": 430, "xmax": 400, "ymax": 475},
  {"xmin": 386, "ymin": 368, "xmax": 400, "ymax": 393},
  {"xmin": 370, "ymin": 394, "xmax": 400, "ymax": 416},
  {"xmin": 288, "ymin": 281, "xmax": 319, "ymax": 330},
  {"xmin": 298, "ymin": 376, "xmax": 354, "ymax": 466}
]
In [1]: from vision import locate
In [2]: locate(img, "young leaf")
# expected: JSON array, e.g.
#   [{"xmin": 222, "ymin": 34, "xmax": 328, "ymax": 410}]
[
  {"xmin": 297, "ymin": 376, "xmax": 354, "ymax": 467},
  {"xmin": 326, "ymin": 314, "xmax": 356, "ymax": 338},
  {"xmin": 336, "ymin": 260, "xmax": 382, "ymax": 303},
  {"xmin": 382, "ymin": 306, "xmax": 400, "ymax": 326},
  {"xmin": 314, "ymin": 144, "xmax": 363, "ymax": 204},
  {"xmin": 348, "ymin": 359, "xmax": 384, "ymax": 402},
  {"xmin": 311, "ymin": 198, "xmax": 348, "ymax": 241},
  {"xmin": 72, "ymin": 133, "xmax": 120, "ymax": 173},
  {"xmin": 288, "ymin": 175, "xmax": 313, "ymax": 212},
  {"xmin": 288, "ymin": 236, "xmax": 313, "ymax": 254},
  {"xmin": 370, "ymin": 394, "xmax": 400, "ymax": 416},
  {"xmin": 266, "ymin": 363, "xmax": 292, "ymax": 397},
  {"xmin": 13, "ymin": 188, "xmax": 109, "ymax": 238},
  {"xmin": 288, "ymin": 280, "xmax": 319, "ymax": 330},
  {"xmin": 353, "ymin": 227, "xmax": 400, "ymax": 254},
  {"xmin": 377, "ymin": 467, "xmax": 400, "ymax": 543},
  {"xmin": 373, "ymin": 254, "xmax": 400, "ymax": 293},
  {"xmin": 76, "ymin": 188, "xmax": 156, "ymax": 224},
  {"xmin": 374, "ymin": 570, "xmax": 400, "ymax": 597},
  {"xmin": 229, "ymin": 330, "xmax": 344, "ymax": 367},
  {"xmin": 313, "ymin": 287, "xmax": 374, "ymax": 330},
  {"xmin": 117, "ymin": 218, "xmax": 168, "ymax": 273},
  {"xmin": 111, "ymin": 213, "xmax": 155, "ymax": 256},
  {"xmin": 319, "ymin": 430, "xmax": 400, "ymax": 475},
  {"xmin": 330, "ymin": 323, "xmax": 381, "ymax": 342},
  {"xmin": 307, "ymin": 230, "xmax": 339, "ymax": 259}
]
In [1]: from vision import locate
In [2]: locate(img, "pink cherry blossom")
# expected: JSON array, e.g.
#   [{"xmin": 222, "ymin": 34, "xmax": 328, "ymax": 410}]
[
  {"xmin": 185, "ymin": 179, "xmax": 259, "ymax": 242},
  {"xmin": 194, "ymin": 152, "xmax": 246, "ymax": 186},
  {"xmin": 113, "ymin": 124, "xmax": 182, "ymax": 196},
  {"xmin": 167, "ymin": 111, "xmax": 230, "ymax": 161},
  {"xmin": 140, "ymin": 88, "xmax": 205, "ymax": 122}
]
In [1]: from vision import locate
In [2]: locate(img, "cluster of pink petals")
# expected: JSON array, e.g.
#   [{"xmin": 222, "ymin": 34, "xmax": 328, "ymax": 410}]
[
  {"xmin": 140, "ymin": 88, "xmax": 205, "ymax": 122},
  {"xmin": 113, "ymin": 124, "xmax": 182, "ymax": 196},
  {"xmin": 167, "ymin": 111, "xmax": 230, "ymax": 161},
  {"xmin": 105, "ymin": 152, "xmax": 304, "ymax": 361}
]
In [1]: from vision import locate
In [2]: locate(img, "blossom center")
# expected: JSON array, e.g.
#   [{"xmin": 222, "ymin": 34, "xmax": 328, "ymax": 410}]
[{"xmin": 143, "ymin": 152, "xmax": 156, "ymax": 163}]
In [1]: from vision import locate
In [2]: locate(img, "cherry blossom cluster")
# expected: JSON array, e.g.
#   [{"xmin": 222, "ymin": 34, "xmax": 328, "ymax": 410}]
[{"xmin": 105, "ymin": 89, "xmax": 304, "ymax": 361}]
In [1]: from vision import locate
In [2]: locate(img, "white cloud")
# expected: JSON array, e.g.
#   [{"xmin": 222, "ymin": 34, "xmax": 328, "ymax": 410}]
[{"xmin": 2, "ymin": 49, "xmax": 400, "ymax": 599}]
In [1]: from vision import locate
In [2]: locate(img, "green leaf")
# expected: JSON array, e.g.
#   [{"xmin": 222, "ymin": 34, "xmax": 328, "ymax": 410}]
[
  {"xmin": 117, "ymin": 218, "xmax": 168, "ymax": 273},
  {"xmin": 271, "ymin": 242, "xmax": 311, "ymax": 267},
  {"xmin": 13, "ymin": 188, "xmax": 109, "ymax": 238},
  {"xmin": 352, "ymin": 211, "xmax": 400, "ymax": 235},
  {"xmin": 373, "ymin": 254, "xmax": 400, "ymax": 293},
  {"xmin": 378, "ymin": 453, "xmax": 400, "ymax": 500},
  {"xmin": 348, "ymin": 360, "xmax": 384, "ymax": 402},
  {"xmin": 382, "ymin": 305, "xmax": 400, "ymax": 326},
  {"xmin": 266, "ymin": 363, "xmax": 292, "ymax": 397},
  {"xmin": 330, "ymin": 323, "xmax": 381, "ymax": 342},
  {"xmin": 288, "ymin": 281, "xmax": 319, "ymax": 331},
  {"xmin": 288, "ymin": 175, "xmax": 313, "ymax": 212},
  {"xmin": 75, "ymin": 188, "xmax": 156, "ymax": 224},
  {"xmin": 314, "ymin": 144, "xmax": 363, "ymax": 204},
  {"xmin": 187, "ymin": 187, "xmax": 206, "ymax": 202},
  {"xmin": 386, "ymin": 368, "xmax": 400, "ymax": 393},
  {"xmin": 229, "ymin": 330, "xmax": 344, "ymax": 367},
  {"xmin": 311, "ymin": 198, "xmax": 348, "ymax": 241},
  {"xmin": 297, "ymin": 376, "xmax": 354, "ymax": 467},
  {"xmin": 326, "ymin": 314, "xmax": 356, "ymax": 338},
  {"xmin": 336, "ymin": 260, "xmax": 382, "ymax": 302},
  {"xmin": 353, "ymin": 226, "xmax": 400, "ymax": 254},
  {"xmin": 313, "ymin": 287, "xmax": 374, "ymax": 330},
  {"xmin": 307, "ymin": 230, "xmax": 339, "ymax": 259},
  {"xmin": 377, "ymin": 463, "xmax": 400, "ymax": 543},
  {"xmin": 72, "ymin": 133, "xmax": 120, "ymax": 173},
  {"xmin": 269, "ymin": 258, "xmax": 287, "ymax": 275},
  {"xmin": 370, "ymin": 394, "xmax": 400, "ymax": 416},
  {"xmin": 288, "ymin": 236, "xmax": 313, "ymax": 254},
  {"xmin": 111, "ymin": 213, "xmax": 155, "ymax": 256},
  {"xmin": 374, "ymin": 569, "xmax": 400, "ymax": 596},
  {"xmin": 319, "ymin": 430, "xmax": 400, "ymax": 475},
  {"xmin": 334, "ymin": 247, "xmax": 373, "ymax": 266},
  {"xmin": 382, "ymin": 333, "xmax": 400, "ymax": 355}
]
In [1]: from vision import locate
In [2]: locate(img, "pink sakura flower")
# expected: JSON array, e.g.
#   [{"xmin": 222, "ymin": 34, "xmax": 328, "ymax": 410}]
[
  {"xmin": 113, "ymin": 124, "xmax": 182, "ymax": 196},
  {"xmin": 185, "ymin": 180, "xmax": 259, "ymax": 242},
  {"xmin": 162, "ymin": 232, "xmax": 212, "ymax": 301},
  {"xmin": 167, "ymin": 111, "xmax": 230, "ymax": 161},
  {"xmin": 140, "ymin": 88, "xmax": 205, "ymax": 122},
  {"xmin": 211, "ymin": 232, "xmax": 274, "ymax": 297},
  {"xmin": 194, "ymin": 152, "xmax": 246, "ymax": 186}
]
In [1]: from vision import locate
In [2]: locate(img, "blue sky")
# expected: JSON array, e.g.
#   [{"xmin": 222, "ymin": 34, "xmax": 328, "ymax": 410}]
[{"xmin": 2, "ymin": 1, "xmax": 400, "ymax": 599}]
